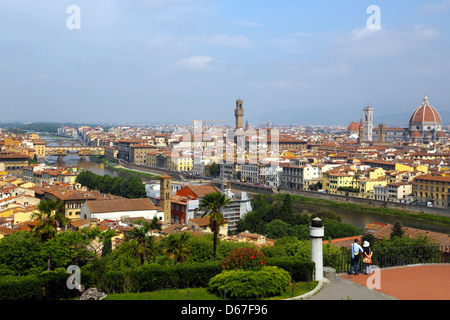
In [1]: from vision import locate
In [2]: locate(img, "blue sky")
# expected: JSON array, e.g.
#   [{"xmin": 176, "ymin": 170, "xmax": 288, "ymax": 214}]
[{"xmin": 0, "ymin": 0, "xmax": 449, "ymax": 126}]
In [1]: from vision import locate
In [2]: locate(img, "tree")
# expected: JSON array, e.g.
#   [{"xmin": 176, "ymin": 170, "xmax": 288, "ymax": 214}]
[
  {"xmin": 100, "ymin": 229, "xmax": 116, "ymax": 258},
  {"xmin": 199, "ymin": 191, "xmax": 232, "ymax": 261},
  {"xmin": 149, "ymin": 216, "xmax": 162, "ymax": 231},
  {"xmin": 209, "ymin": 162, "xmax": 220, "ymax": 177},
  {"xmin": 98, "ymin": 174, "xmax": 113, "ymax": 194},
  {"xmin": 43, "ymin": 230, "xmax": 96, "ymax": 269},
  {"xmin": 323, "ymin": 220, "xmax": 362, "ymax": 239},
  {"xmin": 390, "ymin": 222, "xmax": 405, "ymax": 239},
  {"xmin": 76, "ymin": 171, "xmax": 146, "ymax": 199},
  {"xmin": 265, "ymin": 219, "xmax": 291, "ymax": 239},
  {"xmin": 161, "ymin": 232, "xmax": 192, "ymax": 264},
  {"xmin": 0, "ymin": 231, "xmax": 46, "ymax": 276},
  {"xmin": 269, "ymin": 194, "xmax": 295, "ymax": 224},
  {"xmin": 31, "ymin": 199, "xmax": 69, "ymax": 243},
  {"xmin": 117, "ymin": 174, "xmax": 146, "ymax": 198},
  {"xmin": 126, "ymin": 221, "xmax": 157, "ymax": 268},
  {"xmin": 311, "ymin": 209, "xmax": 342, "ymax": 222}
]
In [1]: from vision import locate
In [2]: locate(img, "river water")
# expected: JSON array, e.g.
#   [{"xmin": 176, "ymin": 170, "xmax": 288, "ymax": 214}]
[{"xmin": 40, "ymin": 134, "xmax": 450, "ymax": 234}]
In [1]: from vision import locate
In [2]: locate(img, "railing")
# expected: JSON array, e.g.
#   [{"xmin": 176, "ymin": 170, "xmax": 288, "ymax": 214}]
[{"xmin": 324, "ymin": 245, "xmax": 450, "ymax": 273}]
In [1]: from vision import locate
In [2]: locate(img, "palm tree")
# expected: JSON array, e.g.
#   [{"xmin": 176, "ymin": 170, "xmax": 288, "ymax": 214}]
[
  {"xmin": 127, "ymin": 221, "xmax": 157, "ymax": 268},
  {"xmin": 162, "ymin": 232, "xmax": 192, "ymax": 264},
  {"xmin": 199, "ymin": 191, "xmax": 232, "ymax": 261},
  {"xmin": 31, "ymin": 199, "xmax": 68, "ymax": 243}
]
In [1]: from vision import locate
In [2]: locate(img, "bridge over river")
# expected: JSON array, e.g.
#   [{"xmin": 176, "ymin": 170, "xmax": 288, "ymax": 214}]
[{"xmin": 45, "ymin": 144, "xmax": 104, "ymax": 157}]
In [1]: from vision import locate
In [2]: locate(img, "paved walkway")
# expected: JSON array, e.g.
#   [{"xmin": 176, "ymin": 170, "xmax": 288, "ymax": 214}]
[{"xmin": 305, "ymin": 264, "xmax": 450, "ymax": 300}]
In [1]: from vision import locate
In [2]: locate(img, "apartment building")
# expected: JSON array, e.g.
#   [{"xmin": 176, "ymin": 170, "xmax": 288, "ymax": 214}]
[{"xmin": 413, "ymin": 174, "xmax": 450, "ymax": 208}]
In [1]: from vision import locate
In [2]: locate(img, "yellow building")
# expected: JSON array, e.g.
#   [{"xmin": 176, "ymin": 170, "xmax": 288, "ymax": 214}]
[
  {"xmin": 358, "ymin": 178, "xmax": 388, "ymax": 195},
  {"xmin": 130, "ymin": 144, "xmax": 157, "ymax": 165},
  {"xmin": 323, "ymin": 171, "xmax": 355, "ymax": 194},
  {"xmin": 146, "ymin": 151, "xmax": 158, "ymax": 167},
  {"xmin": 367, "ymin": 167, "xmax": 386, "ymax": 180},
  {"xmin": 395, "ymin": 163, "xmax": 428, "ymax": 174},
  {"xmin": 28, "ymin": 133, "xmax": 40, "ymax": 141},
  {"xmin": 188, "ymin": 217, "xmax": 228, "ymax": 236},
  {"xmin": 4, "ymin": 137, "xmax": 21, "ymax": 148},
  {"xmin": 413, "ymin": 174, "xmax": 450, "ymax": 208},
  {"xmin": 167, "ymin": 153, "xmax": 193, "ymax": 172},
  {"xmin": 58, "ymin": 171, "xmax": 78, "ymax": 184},
  {"xmin": 13, "ymin": 207, "xmax": 40, "ymax": 225},
  {"xmin": 33, "ymin": 140, "xmax": 46, "ymax": 158}
]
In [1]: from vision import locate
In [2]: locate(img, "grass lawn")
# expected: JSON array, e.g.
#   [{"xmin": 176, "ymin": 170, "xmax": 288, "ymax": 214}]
[{"xmin": 104, "ymin": 281, "xmax": 318, "ymax": 300}]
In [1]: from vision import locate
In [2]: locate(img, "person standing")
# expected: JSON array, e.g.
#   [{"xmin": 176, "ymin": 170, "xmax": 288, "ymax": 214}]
[
  {"xmin": 348, "ymin": 239, "xmax": 363, "ymax": 275},
  {"xmin": 362, "ymin": 241, "xmax": 373, "ymax": 275}
]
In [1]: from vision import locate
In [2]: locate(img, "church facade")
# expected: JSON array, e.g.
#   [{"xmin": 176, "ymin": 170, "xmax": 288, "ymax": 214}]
[{"xmin": 349, "ymin": 94, "xmax": 447, "ymax": 144}]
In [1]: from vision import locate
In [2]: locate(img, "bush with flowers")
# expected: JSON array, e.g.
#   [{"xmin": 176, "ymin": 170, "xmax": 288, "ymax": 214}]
[
  {"xmin": 208, "ymin": 247, "xmax": 290, "ymax": 299},
  {"xmin": 208, "ymin": 266, "xmax": 291, "ymax": 299},
  {"xmin": 220, "ymin": 247, "xmax": 268, "ymax": 271}
]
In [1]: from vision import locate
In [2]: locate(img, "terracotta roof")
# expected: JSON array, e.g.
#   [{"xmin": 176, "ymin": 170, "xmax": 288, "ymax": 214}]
[
  {"xmin": 0, "ymin": 226, "xmax": 15, "ymax": 236},
  {"xmin": 189, "ymin": 217, "xmax": 211, "ymax": 227},
  {"xmin": 70, "ymin": 219, "xmax": 91, "ymax": 228},
  {"xmin": 410, "ymin": 104, "xmax": 442, "ymax": 124},
  {"xmin": 347, "ymin": 122, "xmax": 360, "ymax": 132},
  {"xmin": 414, "ymin": 174, "xmax": 450, "ymax": 183},
  {"xmin": 183, "ymin": 185, "xmax": 221, "ymax": 198},
  {"xmin": 238, "ymin": 231, "xmax": 264, "ymax": 239},
  {"xmin": 324, "ymin": 235, "xmax": 362, "ymax": 249},
  {"xmin": 366, "ymin": 222, "xmax": 450, "ymax": 246},
  {"xmin": 85, "ymin": 198, "xmax": 157, "ymax": 213}
]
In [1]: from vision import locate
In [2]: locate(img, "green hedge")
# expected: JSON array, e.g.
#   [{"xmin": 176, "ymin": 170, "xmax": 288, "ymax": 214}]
[
  {"xmin": 266, "ymin": 257, "xmax": 315, "ymax": 282},
  {"xmin": 128, "ymin": 261, "xmax": 222, "ymax": 293},
  {"xmin": 0, "ymin": 259, "xmax": 313, "ymax": 299},
  {"xmin": 0, "ymin": 270, "xmax": 79, "ymax": 300}
]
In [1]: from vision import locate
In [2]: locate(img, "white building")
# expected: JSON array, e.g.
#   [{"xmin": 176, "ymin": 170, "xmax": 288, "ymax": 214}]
[{"xmin": 80, "ymin": 198, "xmax": 164, "ymax": 221}]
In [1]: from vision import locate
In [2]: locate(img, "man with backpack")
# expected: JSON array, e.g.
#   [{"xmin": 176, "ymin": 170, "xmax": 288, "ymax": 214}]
[{"xmin": 348, "ymin": 239, "xmax": 364, "ymax": 275}]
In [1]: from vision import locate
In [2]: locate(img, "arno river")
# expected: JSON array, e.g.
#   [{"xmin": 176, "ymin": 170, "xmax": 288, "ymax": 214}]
[{"xmin": 41, "ymin": 134, "xmax": 450, "ymax": 234}]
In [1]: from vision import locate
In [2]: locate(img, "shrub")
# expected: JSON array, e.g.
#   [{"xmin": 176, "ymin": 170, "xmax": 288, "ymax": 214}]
[
  {"xmin": 0, "ymin": 275, "xmax": 43, "ymax": 300},
  {"xmin": 0, "ymin": 269, "xmax": 79, "ymax": 300},
  {"xmin": 221, "ymin": 247, "xmax": 267, "ymax": 271},
  {"xmin": 266, "ymin": 257, "xmax": 315, "ymax": 282},
  {"xmin": 173, "ymin": 262, "xmax": 222, "ymax": 289},
  {"xmin": 123, "ymin": 261, "xmax": 222, "ymax": 293},
  {"xmin": 208, "ymin": 266, "xmax": 291, "ymax": 299}
]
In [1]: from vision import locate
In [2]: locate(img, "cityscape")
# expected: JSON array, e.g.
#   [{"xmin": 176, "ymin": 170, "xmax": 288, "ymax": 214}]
[{"xmin": 0, "ymin": 0, "xmax": 449, "ymax": 305}]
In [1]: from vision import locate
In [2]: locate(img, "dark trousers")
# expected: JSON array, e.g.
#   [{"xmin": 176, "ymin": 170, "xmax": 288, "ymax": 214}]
[{"xmin": 349, "ymin": 257, "xmax": 360, "ymax": 274}]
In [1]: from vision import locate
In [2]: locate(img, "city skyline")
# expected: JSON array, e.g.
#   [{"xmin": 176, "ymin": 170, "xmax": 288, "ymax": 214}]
[{"xmin": 1, "ymin": 1, "xmax": 450, "ymax": 126}]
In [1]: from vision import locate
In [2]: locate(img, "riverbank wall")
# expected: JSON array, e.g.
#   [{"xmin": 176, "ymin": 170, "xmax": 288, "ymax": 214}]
[{"xmin": 216, "ymin": 182, "xmax": 450, "ymax": 217}]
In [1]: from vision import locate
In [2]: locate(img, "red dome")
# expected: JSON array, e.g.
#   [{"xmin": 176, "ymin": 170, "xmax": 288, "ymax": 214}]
[
  {"xmin": 347, "ymin": 122, "xmax": 360, "ymax": 132},
  {"xmin": 410, "ymin": 131, "xmax": 422, "ymax": 138},
  {"xmin": 436, "ymin": 131, "xmax": 447, "ymax": 138},
  {"xmin": 409, "ymin": 95, "xmax": 442, "ymax": 125}
]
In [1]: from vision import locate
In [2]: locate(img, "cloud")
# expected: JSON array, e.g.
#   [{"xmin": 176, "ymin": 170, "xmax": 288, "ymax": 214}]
[
  {"xmin": 331, "ymin": 25, "xmax": 442, "ymax": 58},
  {"xmin": 173, "ymin": 55, "xmax": 214, "ymax": 70}
]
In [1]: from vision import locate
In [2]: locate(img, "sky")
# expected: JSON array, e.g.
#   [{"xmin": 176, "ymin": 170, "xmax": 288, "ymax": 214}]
[{"xmin": 0, "ymin": 0, "xmax": 449, "ymax": 126}]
